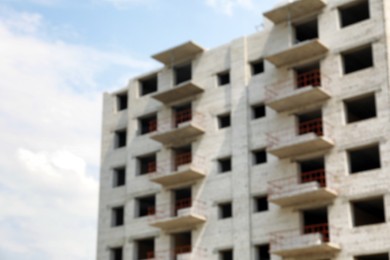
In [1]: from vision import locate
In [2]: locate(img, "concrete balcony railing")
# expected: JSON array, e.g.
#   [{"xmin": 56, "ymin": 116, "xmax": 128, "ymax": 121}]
[
  {"xmin": 148, "ymin": 199, "xmax": 207, "ymax": 232},
  {"xmin": 149, "ymin": 155, "xmax": 206, "ymax": 187},
  {"xmin": 268, "ymin": 170, "xmax": 337, "ymax": 207},
  {"xmin": 266, "ymin": 69, "xmax": 331, "ymax": 112},
  {"xmin": 271, "ymin": 224, "xmax": 341, "ymax": 257},
  {"xmin": 267, "ymin": 119, "xmax": 334, "ymax": 159},
  {"xmin": 150, "ymin": 112, "xmax": 205, "ymax": 147},
  {"xmin": 264, "ymin": 0, "xmax": 326, "ymax": 24}
]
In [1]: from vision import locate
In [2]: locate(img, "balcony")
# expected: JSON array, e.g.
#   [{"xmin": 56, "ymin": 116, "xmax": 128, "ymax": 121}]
[
  {"xmin": 271, "ymin": 224, "xmax": 340, "ymax": 257},
  {"xmin": 150, "ymin": 155, "xmax": 206, "ymax": 187},
  {"xmin": 151, "ymin": 81, "xmax": 204, "ymax": 104},
  {"xmin": 266, "ymin": 69, "xmax": 331, "ymax": 112},
  {"xmin": 265, "ymin": 40, "xmax": 328, "ymax": 68},
  {"xmin": 150, "ymin": 111, "xmax": 205, "ymax": 147},
  {"xmin": 148, "ymin": 199, "xmax": 207, "ymax": 232},
  {"xmin": 267, "ymin": 118, "xmax": 334, "ymax": 159},
  {"xmin": 268, "ymin": 170, "xmax": 337, "ymax": 207},
  {"xmin": 152, "ymin": 41, "xmax": 205, "ymax": 66},
  {"xmin": 264, "ymin": 0, "xmax": 326, "ymax": 24}
]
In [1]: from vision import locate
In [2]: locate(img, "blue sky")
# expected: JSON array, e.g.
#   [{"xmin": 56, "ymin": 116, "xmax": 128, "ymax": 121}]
[{"xmin": 0, "ymin": 0, "xmax": 280, "ymax": 259}]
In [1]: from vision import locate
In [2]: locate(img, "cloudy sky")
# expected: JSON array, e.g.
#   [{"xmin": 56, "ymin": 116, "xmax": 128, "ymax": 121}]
[{"xmin": 0, "ymin": 0, "xmax": 279, "ymax": 259}]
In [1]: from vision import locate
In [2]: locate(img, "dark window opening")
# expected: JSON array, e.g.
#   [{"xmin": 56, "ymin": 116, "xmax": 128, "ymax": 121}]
[
  {"xmin": 352, "ymin": 197, "xmax": 385, "ymax": 227},
  {"xmin": 173, "ymin": 232, "xmax": 192, "ymax": 257},
  {"xmin": 295, "ymin": 63, "xmax": 321, "ymax": 88},
  {"xmin": 218, "ymin": 114, "xmax": 231, "ymax": 128},
  {"xmin": 220, "ymin": 249, "xmax": 233, "ymax": 260},
  {"xmin": 251, "ymin": 59, "xmax": 264, "ymax": 75},
  {"xmin": 174, "ymin": 146, "xmax": 192, "ymax": 170},
  {"xmin": 175, "ymin": 64, "xmax": 192, "ymax": 85},
  {"xmin": 110, "ymin": 247, "xmax": 123, "ymax": 260},
  {"xmin": 140, "ymin": 75, "xmax": 158, "ymax": 96},
  {"xmin": 114, "ymin": 129, "xmax": 126, "ymax": 148},
  {"xmin": 218, "ymin": 157, "xmax": 232, "ymax": 173},
  {"xmin": 174, "ymin": 187, "xmax": 192, "ymax": 216},
  {"xmin": 139, "ymin": 114, "xmax": 157, "ymax": 135},
  {"xmin": 339, "ymin": 0, "xmax": 370, "ymax": 28},
  {"xmin": 253, "ymin": 149, "xmax": 267, "ymax": 165},
  {"xmin": 299, "ymin": 157, "xmax": 325, "ymax": 187},
  {"xmin": 348, "ymin": 144, "xmax": 381, "ymax": 174},
  {"xmin": 252, "ymin": 104, "xmax": 266, "ymax": 119},
  {"xmin": 355, "ymin": 253, "xmax": 389, "ymax": 260},
  {"xmin": 254, "ymin": 196, "xmax": 268, "ymax": 212},
  {"xmin": 342, "ymin": 45, "xmax": 373, "ymax": 74},
  {"xmin": 294, "ymin": 19, "xmax": 318, "ymax": 43},
  {"xmin": 218, "ymin": 71, "xmax": 230, "ymax": 86},
  {"xmin": 297, "ymin": 110, "xmax": 322, "ymax": 136},
  {"xmin": 136, "ymin": 238, "xmax": 155, "ymax": 260},
  {"xmin": 302, "ymin": 207, "xmax": 329, "ymax": 241},
  {"xmin": 345, "ymin": 94, "xmax": 376, "ymax": 123},
  {"xmin": 138, "ymin": 154, "xmax": 156, "ymax": 175},
  {"xmin": 257, "ymin": 244, "xmax": 270, "ymax": 260},
  {"xmin": 136, "ymin": 195, "xmax": 156, "ymax": 217},
  {"xmin": 116, "ymin": 92, "xmax": 128, "ymax": 111},
  {"xmin": 174, "ymin": 103, "xmax": 192, "ymax": 127},
  {"xmin": 219, "ymin": 202, "xmax": 232, "ymax": 219},
  {"xmin": 113, "ymin": 167, "xmax": 126, "ymax": 187},
  {"xmin": 111, "ymin": 206, "xmax": 124, "ymax": 227}
]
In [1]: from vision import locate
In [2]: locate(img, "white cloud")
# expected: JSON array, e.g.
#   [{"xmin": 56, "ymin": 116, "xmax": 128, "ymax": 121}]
[
  {"xmin": 0, "ymin": 8, "xmax": 155, "ymax": 260},
  {"xmin": 205, "ymin": 0, "xmax": 254, "ymax": 15}
]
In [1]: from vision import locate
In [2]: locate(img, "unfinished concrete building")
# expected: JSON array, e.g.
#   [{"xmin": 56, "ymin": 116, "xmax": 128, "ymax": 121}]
[{"xmin": 97, "ymin": 0, "xmax": 390, "ymax": 259}]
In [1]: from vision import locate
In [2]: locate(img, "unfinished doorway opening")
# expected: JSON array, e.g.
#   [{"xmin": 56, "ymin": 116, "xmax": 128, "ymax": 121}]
[
  {"xmin": 174, "ymin": 187, "xmax": 192, "ymax": 216},
  {"xmin": 172, "ymin": 231, "xmax": 192, "ymax": 259},
  {"xmin": 297, "ymin": 110, "xmax": 322, "ymax": 136},
  {"xmin": 295, "ymin": 63, "xmax": 321, "ymax": 88},
  {"xmin": 174, "ymin": 64, "xmax": 192, "ymax": 85},
  {"xmin": 136, "ymin": 238, "xmax": 155, "ymax": 260},
  {"xmin": 299, "ymin": 157, "xmax": 325, "ymax": 187},
  {"xmin": 302, "ymin": 207, "xmax": 329, "ymax": 242},
  {"xmin": 294, "ymin": 19, "xmax": 318, "ymax": 43},
  {"xmin": 174, "ymin": 103, "xmax": 192, "ymax": 127},
  {"xmin": 174, "ymin": 146, "xmax": 192, "ymax": 170}
]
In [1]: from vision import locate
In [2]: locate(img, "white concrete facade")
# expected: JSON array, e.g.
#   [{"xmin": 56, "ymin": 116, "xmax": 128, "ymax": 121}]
[{"xmin": 97, "ymin": 0, "xmax": 390, "ymax": 259}]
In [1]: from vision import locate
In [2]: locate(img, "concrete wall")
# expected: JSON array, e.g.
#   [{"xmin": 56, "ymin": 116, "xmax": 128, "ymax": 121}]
[{"xmin": 97, "ymin": 0, "xmax": 390, "ymax": 259}]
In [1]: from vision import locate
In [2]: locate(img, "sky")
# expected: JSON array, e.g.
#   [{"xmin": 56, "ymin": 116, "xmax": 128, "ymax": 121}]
[{"xmin": 0, "ymin": 0, "xmax": 280, "ymax": 259}]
